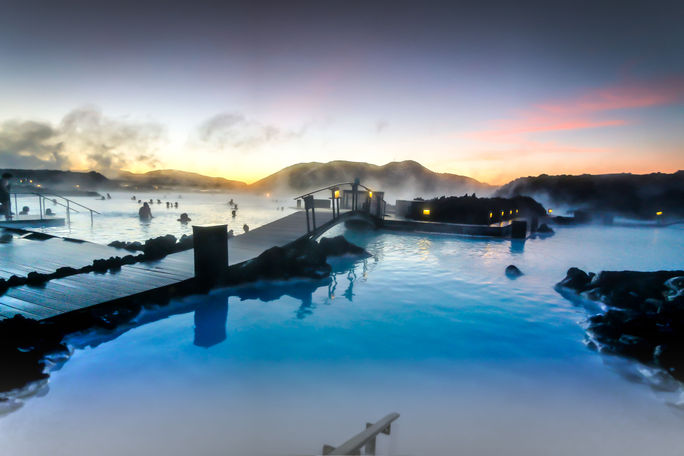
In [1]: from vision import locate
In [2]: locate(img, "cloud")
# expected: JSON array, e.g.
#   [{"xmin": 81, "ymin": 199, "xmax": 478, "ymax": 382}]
[
  {"xmin": 0, "ymin": 107, "xmax": 164, "ymax": 176},
  {"xmin": 0, "ymin": 120, "xmax": 66, "ymax": 169},
  {"xmin": 197, "ymin": 113, "xmax": 304, "ymax": 150},
  {"xmin": 537, "ymin": 77, "xmax": 684, "ymax": 115},
  {"xmin": 58, "ymin": 107, "xmax": 164, "ymax": 175},
  {"xmin": 464, "ymin": 76, "xmax": 684, "ymax": 146}
]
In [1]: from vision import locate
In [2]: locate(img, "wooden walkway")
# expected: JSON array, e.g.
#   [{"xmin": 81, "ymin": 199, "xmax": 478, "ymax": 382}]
[{"xmin": 0, "ymin": 210, "xmax": 337, "ymax": 321}]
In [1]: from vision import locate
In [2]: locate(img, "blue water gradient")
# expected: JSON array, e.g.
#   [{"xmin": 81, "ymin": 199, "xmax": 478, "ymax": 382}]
[{"xmin": 1, "ymin": 225, "xmax": 683, "ymax": 455}]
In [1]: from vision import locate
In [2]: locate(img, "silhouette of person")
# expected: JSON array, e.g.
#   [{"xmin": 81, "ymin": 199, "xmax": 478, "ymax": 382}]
[
  {"xmin": 178, "ymin": 213, "xmax": 191, "ymax": 223},
  {"xmin": 139, "ymin": 202, "xmax": 153, "ymax": 220},
  {"xmin": 0, "ymin": 173, "xmax": 13, "ymax": 220},
  {"xmin": 19, "ymin": 206, "xmax": 29, "ymax": 215},
  {"xmin": 174, "ymin": 202, "xmax": 178, "ymax": 208},
  {"xmin": 243, "ymin": 224, "xmax": 249, "ymax": 233}
]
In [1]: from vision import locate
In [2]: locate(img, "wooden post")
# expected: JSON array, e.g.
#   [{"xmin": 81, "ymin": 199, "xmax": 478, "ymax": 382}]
[
  {"xmin": 193, "ymin": 225, "xmax": 228, "ymax": 286},
  {"xmin": 374, "ymin": 191, "xmax": 385, "ymax": 218},
  {"xmin": 351, "ymin": 180, "xmax": 359, "ymax": 211},
  {"xmin": 304, "ymin": 195, "xmax": 315, "ymax": 232},
  {"xmin": 511, "ymin": 220, "xmax": 527, "ymax": 239}
]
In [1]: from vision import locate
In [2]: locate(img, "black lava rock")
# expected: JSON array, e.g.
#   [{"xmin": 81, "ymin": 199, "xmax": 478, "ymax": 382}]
[
  {"xmin": 318, "ymin": 236, "xmax": 368, "ymax": 257},
  {"xmin": 537, "ymin": 223, "xmax": 554, "ymax": 234},
  {"xmin": 505, "ymin": 265, "xmax": 523, "ymax": 278},
  {"xmin": 557, "ymin": 268, "xmax": 684, "ymax": 382}
]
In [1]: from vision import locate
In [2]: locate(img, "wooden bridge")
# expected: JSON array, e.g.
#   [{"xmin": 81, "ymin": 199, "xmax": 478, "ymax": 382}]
[{"xmin": 0, "ymin": 182, "xmax": 384, "ymax": 322}]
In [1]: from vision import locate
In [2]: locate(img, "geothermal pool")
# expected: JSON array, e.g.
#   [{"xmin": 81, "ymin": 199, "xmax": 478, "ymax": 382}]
[
  {"xmin": 1, "ymin": 205, "xmax": 683, "ymax": 455},
  {"xmin": 9, "ymin": 191, "xmax": 294, "ymax": 244}
]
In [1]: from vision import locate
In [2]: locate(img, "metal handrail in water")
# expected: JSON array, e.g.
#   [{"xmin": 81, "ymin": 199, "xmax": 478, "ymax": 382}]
[
  {"xmin": 10, "ymin": 191, "xmax": 101, "ymax": 225},
  {"xmin": 322, "ymin": 412, "xmax": 400, "ymax": 455}
]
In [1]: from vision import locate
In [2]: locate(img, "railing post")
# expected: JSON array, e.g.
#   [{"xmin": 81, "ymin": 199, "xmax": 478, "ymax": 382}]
[
  {"xmin": 66, "ymin": 200, "xmax": 71, "ymax": 225},
  {"xmin": 90, "ymin": 210, "xmax": 94, "ymax": 226},
  {"xmin": 364, "ymin": 423, "xmax": 376, "ymax": 454},
  {"xmin": 39, "ymin": 195, "xmax": 44, "ymax": 220},
  {"xmin": 304, "ymin": 195, "xmax": 315, "ymax": 232}
]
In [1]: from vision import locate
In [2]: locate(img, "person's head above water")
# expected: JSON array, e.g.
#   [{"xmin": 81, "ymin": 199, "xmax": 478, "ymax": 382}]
[{"xmin": 178, "ymin": 213, "xmax": 191, "ymax": 222}]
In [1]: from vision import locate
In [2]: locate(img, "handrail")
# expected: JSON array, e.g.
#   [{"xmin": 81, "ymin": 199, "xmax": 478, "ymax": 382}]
[
  {"xmin": 293, "ymin": 182, "xmax": 373, "ymax": 200},
  {"xmin": 323, "ymin": 412, "xmax": 399, "ymax": 455},
  {"xmin": 38, "ymin": 191, "xmax": 101, "ymax": 214},
  {"xmin": 10, "ymin": 191, "xmax": 99, "ymax": 214},
  {"xmin": 9, "ymin": 190, "xmax": 101, "ymax": 225},
  {"xmin": 10, "ymin": 191, "xmax": 81, "ymax": 213}
]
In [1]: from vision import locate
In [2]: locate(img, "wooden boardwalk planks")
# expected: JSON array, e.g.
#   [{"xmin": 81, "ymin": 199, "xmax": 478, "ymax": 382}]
[{"xmin": 0, "ymin": 210, "xmax": 337, "ymax": 321}]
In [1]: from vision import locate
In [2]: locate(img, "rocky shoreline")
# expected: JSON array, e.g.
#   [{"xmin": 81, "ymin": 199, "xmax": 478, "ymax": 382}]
[{"xmin": 556, "ymin": 268, "xmax": 684, "ymax": 382}]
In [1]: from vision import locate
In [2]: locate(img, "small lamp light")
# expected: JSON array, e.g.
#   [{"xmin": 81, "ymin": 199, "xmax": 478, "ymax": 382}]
[
  {"xmin": 369, "ymin": 191, "xmax": 373, "ymax": 198},
  {"xmin": 548, "ymin": 209, "xmax": 553, "ymax": 214},
  {"xmin": 423, "ymin": 208, "xmax": 430, "ymax": 216},
  {"xmin": 656, "ymin": 211, "xmax": 663, "ymax": 216},
  {"xmin": 489, "ymin": 212, "xmax": 493, "ymax": 218},
  {"xmin": 334, "ymin": 189, "xmax": 340, "ymax": 199}
]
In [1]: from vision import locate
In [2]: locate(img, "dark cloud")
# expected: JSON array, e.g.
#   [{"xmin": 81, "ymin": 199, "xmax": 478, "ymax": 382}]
[
  {"xmin": 0, "ymin": 120, "xmax": 66, "ymax": 169},
  {"xmin": 197, "ymin": 113, "xmax": 303, "ymax": 150},
  {"xmin": 0, "ymin": 107, "xmax": 164, "ymax": 176}
]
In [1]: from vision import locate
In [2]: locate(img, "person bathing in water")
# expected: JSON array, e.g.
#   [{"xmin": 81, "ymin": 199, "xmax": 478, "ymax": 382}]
[
  {"xmin": 178, "ymin": 213, "xmax": 191, "ymax": 223},
  {"xmin": 139, "ymin": 202, "xmax": 153, "ymax": 220}
]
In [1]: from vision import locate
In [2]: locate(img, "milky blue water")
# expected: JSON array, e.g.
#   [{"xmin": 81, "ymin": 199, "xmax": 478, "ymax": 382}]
[
  {"xmin": 1, "ymin": 223, "xmax": 683, "ymax": 455},
  {"xmin": 11, "ymin": 191, "xmax": 295, "ymax": 244}
]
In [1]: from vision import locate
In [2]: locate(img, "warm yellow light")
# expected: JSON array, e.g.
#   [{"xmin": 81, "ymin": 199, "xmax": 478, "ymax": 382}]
[
  {"xmin": 489, "ymin": 212, "xmax": 493, "ymax": 218},
  {"xmin": 548, "ymin": 209, "xmax": 553, "ymax": 213},
  {"xmin": 29, "ymin": 180, "xmax": 33, "ymax": 183},
  {"xmin": 334, "ymin": 189, "xmax": 340, "ymax": 198},
  {"xmin": 656, "ymin": 211, "xmax": 663, "ymax": 216},
  {"xmin": 75, "ymin": 184, "xmax": 80, "ymax": 188},
  {"xmin": 369, "ymin": 191, "xmax": 373, "ymax": 198},
  {"xmin": 423, "ymin": 209, "xmax": 430, "ymax": 216},
  {"xmin": 36, "ymin": 184, "xmax": 41, "ymax": 188},
  {"xmin": 500, "ymin": 211, "xmax": 504, "ymax": 216},
  {"xmin": 509, "ymin": 210, "xmax": 513, "ymax": 215},
  {"xmin": 266, "ymin": 192, "xmax": 270, "ymax": 198},
  {"xmin": 515, "ymin": 209, "xmax": 519, "ymax": 214}
]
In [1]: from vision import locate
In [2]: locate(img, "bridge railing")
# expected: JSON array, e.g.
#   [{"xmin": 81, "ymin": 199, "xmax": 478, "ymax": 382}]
[
  {"xmin": 293, "ymin": 182, "xmax": 386, "ymax": 234},
  {"xmin": 322, "ymin": 412, "xmax": 399, "ymax": 455},
  {"xmin": 9, "ymin": 191, "xmax": 101, "ymax": 225}
]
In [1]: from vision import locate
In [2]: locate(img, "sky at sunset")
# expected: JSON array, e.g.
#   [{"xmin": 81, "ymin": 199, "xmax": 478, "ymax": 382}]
[{"xmin": 0, "ymin": 0, "xmax": 682, "ymax": 184}]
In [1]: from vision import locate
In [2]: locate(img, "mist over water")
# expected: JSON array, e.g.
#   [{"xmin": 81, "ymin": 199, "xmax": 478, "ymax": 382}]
[
  {"xmin": 1, "ymin": 219, "xmax": 683, "ymax": 455},
  {"xmin": 10, "ymin": 191, "xmax": 295, "ymax": 244}
]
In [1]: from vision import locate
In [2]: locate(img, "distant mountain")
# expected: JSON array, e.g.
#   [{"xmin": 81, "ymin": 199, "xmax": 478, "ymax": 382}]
[
  {"xmin": 117, "ymin": 169, "xmax": 248, "ymax": 191},
  {"xmin": 495, "ymin": 171, "xmax": 684, "ymax": 219},
  {"xmin": 249, "ymin": 160, "xmax": 493, "ymax": 200},
  {"xmin": 0, "ymin": 168, "xmax": 113, "ymax": 194}
]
